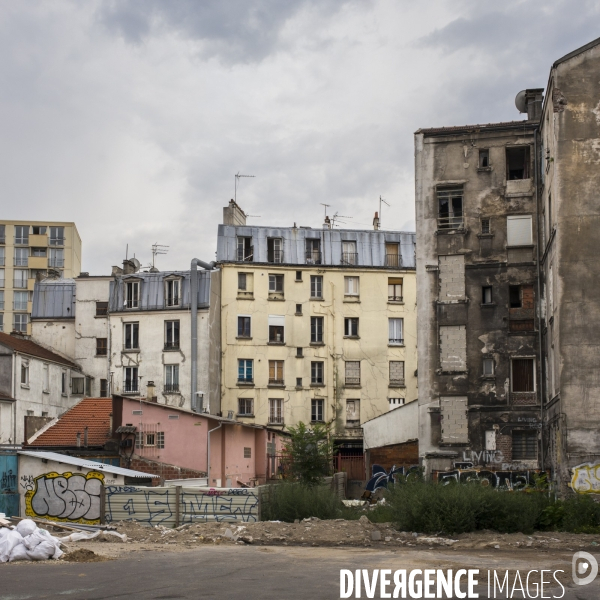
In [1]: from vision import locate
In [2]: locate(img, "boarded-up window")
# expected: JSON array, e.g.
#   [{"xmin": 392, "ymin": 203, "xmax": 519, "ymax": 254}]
[
  {"xmin": 345, "ymin": 361, "xmax": 360, "ymax": 385},
  {"xmin": 346, "ymin": 400, "xmax": 360, "ymax": 426},
  {"xmin": 439, "ymin": 325, "xmax": 467, "ymax": 372},
  {"xmin": 244, "ymin": 447, "xmax": 252, "ymax": 458},
  {"xmin": 512, "ymin": 430, "xmax": 537, "ymax": 460},
  {"xmin": 507, "ymin": 215, "xmax": 532, "ymax": 246},
  {"xmin": 438, "ymin": 255, "xmax": 465, "ymax": 300},
  {"xmin": 440, "ymin": 396, "xmax": 468, "ymax": 443},
  {"xmin": 389, "ymin": 361, "xmax": 405, "ymax": 384},
  {"xmin": 509, "ymin": 320, "xmax": 534, "ymax": 332},
  {"xmin": 512, "ymin": 358, "xmax": 535, "ymax": 392}
]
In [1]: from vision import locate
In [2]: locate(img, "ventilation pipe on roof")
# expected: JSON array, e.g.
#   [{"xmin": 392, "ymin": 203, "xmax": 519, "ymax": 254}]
[{"xmin": 191, "ymin": 258, "xmax": 216, "ymax": 413}]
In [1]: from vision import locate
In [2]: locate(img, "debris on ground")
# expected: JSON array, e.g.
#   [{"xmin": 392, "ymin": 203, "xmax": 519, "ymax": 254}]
[
  {"xmin": 0, "ymin": 519, "xmax": 63, "ymax": 563},
  {"xmin": 62, "ymin": 549, "xmax": 110, "ymax": 563}
]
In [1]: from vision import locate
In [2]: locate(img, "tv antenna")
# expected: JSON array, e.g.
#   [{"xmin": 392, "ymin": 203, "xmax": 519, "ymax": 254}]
[
  {"xmin": 246, "ymin": 214, "xmax": 262, "ymax": 219},
  {"xmin": 151, "ymin": 243, "xmax": 169, "ymax": 269},
  {"xmin": 378, "ymin": 196, "xmax": 390, "ymax": 230},
  {"xmin": 331, "ymin": 212, "xmax": 352, "ymax": 228},
  {"xmin": 320, "ymin": 203, "xmax": 330, "ymax": 220},
  {"xmin": 235, "ymin": 172, "xmax": 255, "ymax": 203}
]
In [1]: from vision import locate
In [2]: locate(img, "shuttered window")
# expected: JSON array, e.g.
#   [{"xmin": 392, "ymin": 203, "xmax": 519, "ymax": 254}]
[
  {"xmin": 512, "ymin": 358, "xmax": 535, "ymax": 392},
  {"xmin": 507, "ymin": 216, "xmax": 532, "ymax": 246},
  {"xmin": 345, "ymin": 361, "xmax": 360, "ymax": 385},
  {"xmin": 512, "ymin": 430, "xmax": 537, "ymax": 460}
]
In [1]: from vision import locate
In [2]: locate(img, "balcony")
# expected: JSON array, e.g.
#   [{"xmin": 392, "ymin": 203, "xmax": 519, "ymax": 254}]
[
  {"xmin": 267, "ymin": 250, "xmax": 284, "ymax": 264},
  {"xmin": 268, "ymin": 415, "xmax": 284, "ymax": 425},
  {"xmin": 389, "ymin": 338, "xmax": 404, "ymax": 345},
  {"xmin": 49, "ymin": 258, "xmax": 65, "ymax": 268},
  {"xmin": 29, "ymin": 234, "xmax": 48, "ymax": 247},
  {"xmin": 122, "ymin": 382, "xmax": 139, "ymax": 394},
  {"xmin": 164, "ymin": 341, "xmax": 180, "ymax": 350},
  {"xmin": 14, "ymin": 237, "xmax": 29, "ymax": 246},
  {"xmin": 164, "ymin": 383, "xmax": 180, "ymax": 393},
  {"xmin": 29, "ymin": 256, "xmax": 48, "ymax": 269},
  {"xmin": 305, "ymin": 251, "xmax": 322, "ymax": 265},
  {"xmin": 388, "ymin": 295, "xmax": 403, "ymax": 302},
  {"xmin": 437, "ymin": 216, "xmax": 464, "ymax": 230},
  {"xmin": 385, "ymin": 254, "xmax": 401, "ymax": 267},
  {"xmin": 237, "ymin": 377, "xmax": 254, "ymax": 385},
  {"xmin": 13, "ymin": 279, "xmax": 27, "ymax": 289},
  {"xmin": 14, "ymin": 257, "xmax": 28, "ymax": 267},
  {"xmin": 341, "ymin": 253, "xmax": 358, "ymax": 266},
  {"xmin": 49, "ymin": 237, "xmax": 65, "ymax": 247},
  {"xmin": 268, "ymin": 378, "xmax": 284, "ymax": 387}
]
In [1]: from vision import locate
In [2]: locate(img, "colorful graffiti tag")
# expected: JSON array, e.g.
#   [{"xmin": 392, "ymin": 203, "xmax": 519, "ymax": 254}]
[
  {"xmin": 435, "ymin": 465, "xmax": 546, "ymax": 490},
  {"xmin": 25, "ymin": 471, "xmax": 105, "ymax": 525},
  {"xmin": 365, "ymin": 464, "xmax": 420, "ymax": 494},
  {"xmin": 571, "ymin": 463, "xmax": 600, "ymax": 494}
]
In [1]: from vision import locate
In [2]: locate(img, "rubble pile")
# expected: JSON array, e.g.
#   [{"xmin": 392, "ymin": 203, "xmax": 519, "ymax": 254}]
[{"xmin": 0, "ymin": 519, "xmax": 63, "ymax": 563}]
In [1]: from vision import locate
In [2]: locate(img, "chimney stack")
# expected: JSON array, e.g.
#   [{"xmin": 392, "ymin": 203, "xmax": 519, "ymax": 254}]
[
  {"xmin": 323, "ymin": 216, "xmax": 331, "ymax": 229},
  {"xmin": 373, "ymin": 212, "xmax": 380, "ymax": 231},
  {"xmin": 223, "ymin": 199, "xmax": 247, "ymax": 226},
  {"xmin": 147, "ymin": 381, "xmax": 156, "ymax": 403},
  {"xmin": 76, "ymin": 432, "xmax": 81, "ymax": 448},
  {"xmin": 84, "ymin": 426, "xmax": 88, "ymax": 448}
]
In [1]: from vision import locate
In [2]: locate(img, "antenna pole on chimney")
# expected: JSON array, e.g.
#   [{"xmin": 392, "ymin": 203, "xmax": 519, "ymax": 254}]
[
  {"xmin": 235, "ymin": 172, "xmax": 255, "ymax": 203},
  {"xmin": 379, "ymin": 196, "xmax": 390, "ymax": 230}
]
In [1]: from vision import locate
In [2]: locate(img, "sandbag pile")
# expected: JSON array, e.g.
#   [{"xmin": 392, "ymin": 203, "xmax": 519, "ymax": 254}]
[{"xmin": 0, "ymin": 519, "xmax": 64, "ymax": 562}]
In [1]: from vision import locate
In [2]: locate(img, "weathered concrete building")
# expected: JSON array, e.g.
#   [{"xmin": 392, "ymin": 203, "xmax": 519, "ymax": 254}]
[
  {"xmin": 539, "ymin": 39, "xmax": 600, "ymax": 492},
  {"xmin": 415, "ymin": 111, "xmax": 542, "ymax": 481},
  {"xmin": 216, "ymin": 200, "xmax": 417, "ymax": 451}
]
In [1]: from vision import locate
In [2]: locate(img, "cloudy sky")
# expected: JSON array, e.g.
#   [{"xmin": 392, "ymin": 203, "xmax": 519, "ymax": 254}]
[{"xmin": 1, "ymin": 1, "xmax": 598, "ymax": 273}]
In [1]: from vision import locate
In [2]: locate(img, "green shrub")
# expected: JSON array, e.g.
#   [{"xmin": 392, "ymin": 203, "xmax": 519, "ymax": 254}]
[
  {"xmin": 261, "ymin": 482, "xmax": 344, "ymax": 522},
  {"xmin": 561, "ymin": 495, "xmax": 600, "ymax": 533}
]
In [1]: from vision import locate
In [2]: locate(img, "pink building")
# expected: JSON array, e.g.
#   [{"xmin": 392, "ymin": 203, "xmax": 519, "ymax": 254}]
[{"xmin": 113, "ymin": 396, "xmax": 286, "ymax": 487}]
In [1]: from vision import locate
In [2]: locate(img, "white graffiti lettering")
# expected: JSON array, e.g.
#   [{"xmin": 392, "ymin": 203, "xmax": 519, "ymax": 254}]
[{"xmin": 571, "ymin": 463, "xmax": 600, "ymax": 494}]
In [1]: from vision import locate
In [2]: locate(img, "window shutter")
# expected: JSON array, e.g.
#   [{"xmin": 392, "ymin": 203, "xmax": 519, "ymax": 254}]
[
  {"xmin": 269, "ymin": 361, "xmax": 275, "ymax": 379},
  {"xmin": 268, "ymin": 315, "xmax": 285, "ymax": 327},
  {"xmin": 507, "ymin": 216, "xmax": 532, "ymax": 246}
]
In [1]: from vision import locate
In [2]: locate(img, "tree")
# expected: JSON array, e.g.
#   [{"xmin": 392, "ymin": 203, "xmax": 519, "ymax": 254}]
[{"xmin": 283, "ymin": 422, "xmax": 333, "ymax": 487}]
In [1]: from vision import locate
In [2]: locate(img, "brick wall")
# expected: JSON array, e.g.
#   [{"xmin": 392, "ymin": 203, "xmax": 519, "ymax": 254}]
[
  {"xmin": 389, "ymin": 360, "xmax": 405, "ymax": 383},
  {"xmin": 438, "ymin": 255, "xmax": 465, "ymax": 300},
  {"xmin": 129, "ymin": 457, "xmax": 207, "ymax": 486},
  {"xmin": 368, "ymin": 441, "xmax": 419, "ymax": 474},
  {"xmin": 440, "ymin": 396, "xmax": 468, "ymax": 443},
  {"xmin": 439, "ymin": 325, "xmax": 467, "ymax": 371},
  {"xmin": 496, "ymin": 433, "xmax": 512, "ymax": 462}
]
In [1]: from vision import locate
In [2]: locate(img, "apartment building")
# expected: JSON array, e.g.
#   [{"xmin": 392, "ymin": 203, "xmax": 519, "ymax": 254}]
[
  {"xmin": 415, "ymin": 106, "xmax": 542, "ymax": 479},
  {"xmin": 0, "ymin": 221, "xmax": 81, "ymax": 335},
  {"xmin": 31, "ymin": 260, "xmax": 221, "ymax": 412},
  {"xmin": 216, "ymin": 200, "xmax": 417, "ymax": 451}
]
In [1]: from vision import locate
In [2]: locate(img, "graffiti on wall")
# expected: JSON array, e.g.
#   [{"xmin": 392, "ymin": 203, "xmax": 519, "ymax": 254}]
[
  {"xmin": 571, "ymin": 463, "xmax": 600, "ymax": 494},
  {"xmin": 435, "ymin": 465, "xmax": 546, "ymax": 490},
  {"xmin": 105, "ymin": 486, "xmax": 259, "ymax": 525},
  {"xmin": 25, "ymin": 471, "xmax": 105, "ymax": 525},
  {"xmin": 1, "ymin": 469, "xmax": 17, "ymax": 491},
  {"xmin": 365, "ymin": 465, "xmax": 421, "ymax": 494}
]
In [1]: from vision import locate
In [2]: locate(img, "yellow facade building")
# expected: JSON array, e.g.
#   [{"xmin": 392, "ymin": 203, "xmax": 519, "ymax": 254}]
[
  {"xmin": 0, "ymin": 221, "xmax": 81, "ymax": 335},
  {"xmin": 216, "ymin": 201, "xmax": 417, "ymax": 449}
]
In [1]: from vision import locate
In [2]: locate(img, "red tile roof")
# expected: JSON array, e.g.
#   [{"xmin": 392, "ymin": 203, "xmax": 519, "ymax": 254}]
[
  {"xmin": 0, "ymin": 332, "xmax": 78, "ymax": 369},
  {"xmin": 28, "ymin": 398, "xmax": 113, "ymax": 447}
]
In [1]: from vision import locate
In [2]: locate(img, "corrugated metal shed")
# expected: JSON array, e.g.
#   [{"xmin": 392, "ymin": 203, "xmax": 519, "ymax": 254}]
[
  {"xmin": 216, "ymin": 225, "xmax": 416, "ymax": 268},
  {"xmin": 109, "ymin": 270, "xmax": 213, "ymax": 313},
  {"xmin": 18, "ymin": 450, "xmax": 157, "ymax": 478},
  {"xmin": 31, "ymin": 279, "xmax": 76, "ymax": 319}
]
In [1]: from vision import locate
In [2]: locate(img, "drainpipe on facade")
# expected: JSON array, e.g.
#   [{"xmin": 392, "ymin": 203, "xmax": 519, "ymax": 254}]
[
  {"xmin": 534, "ymin": 125, "xmax": 546, "ymax": 471},
  {"xmin": 207, "ymin": 420, "xmax": 222, "ymax": 485},
  {"xmin": 190, "ymin": 258, "xmax": 216, "ymax": 412}
]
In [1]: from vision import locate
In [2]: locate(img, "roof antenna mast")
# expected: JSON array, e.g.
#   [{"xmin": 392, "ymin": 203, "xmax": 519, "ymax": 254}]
[
  {"xmin": 151, "ymin": 243, "xmax": 169, "ymax": 270},
  {"xmin": 378, "ymin": 196, "xmax": 390, "ymax": 230},
  {"xmin": 235, "ymin": 172, "xmax": 255, "ymax": 203}
]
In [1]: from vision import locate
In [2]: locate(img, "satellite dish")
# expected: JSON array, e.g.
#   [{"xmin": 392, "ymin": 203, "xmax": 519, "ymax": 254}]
[
  {"xmin": 515, "ymin": 90, "xmax": 527, "ymax": 114},
  {"xmin": 131, "ymin": 257, "xmax": 141, "ymax": 272}
]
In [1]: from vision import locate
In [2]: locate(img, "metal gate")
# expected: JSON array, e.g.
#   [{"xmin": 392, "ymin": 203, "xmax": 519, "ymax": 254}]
[{"xmin": 0, "ymin": 454, "xmax": 19, "ymax": 517}]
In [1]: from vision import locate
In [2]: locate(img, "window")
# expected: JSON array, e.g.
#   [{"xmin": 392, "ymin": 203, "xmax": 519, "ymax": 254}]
[
  {"xmin": 100, "ymin": 379, "xmax": 108, "ymax": 397},
  {"xmin": 507, "ymin": 215, "xmax": 532, "ymax": 246},
  {"xmin": 31, "ymin": 226, "xmax": 46, "ymax": 235},
  {"xmin": 244, "ymin": 447, "xmax": 252, "ymax": 458},
  {"xmin": 96, "ymin": 338, "xmax": 108, "ymax": 356},
  {"xmin": 385, "ymin": 242, "xmax": 400, "ymax": 267},
  {"xmin": 388, "ymin": 277, "xmax": 403, "ymax": 301},
  {"xmin": 237, "ymin": 316, "xmax": 251, "ymax": 338},
  {"xmin": 13, "ymin": 291, "xmax": 28, "ymax": 310},
  {"xmin": 509, "ymin": 285, "xmax": 522, "ymax": 308},
  {"xmin": 14, "ymin": 248, "xmax": 28, "ymax": 267},
  {"xmin": 295, "ymin": 303, "xmax": 302, "ymax": 315},
  {"xmin": 157, "ymin": 432, "xmax": 165, "ymax": 449},
  {"xmin": 135, "ymin": 432, "xmax": 142, "ymax": 448},
  {"xmin": 165, "ymin": 365, "xmax": 180, "ymax": 392},
  {"xmin": 346, "ymin": 399, "xmax": 360, "ymax": 427},
  {"xmin": 238, "ymin": 398, "xmax": 253, "ymax": 415},
  {"xmin": 165, "ymin": 320, "xmax": 180, "ymax": 349},
  {"xmin": 296, "ymin": 347, "xmax": 303, "ymax": 357},
  {"xmin": 85, "ymin": 376, "xmax": 92, "ymax": 397},
  {"xmin": 21, "ymin": 360, "xmax": 29, "ymax": 385},
  {"xmin": 0, "ymin": 313, "xmax": 3, "ymax": 332},
  {"xmin": 344, "ymin": 276, "xmax": 359, "ymax": 296},
  {"xmin": 125, "ymin": 281, "xmax": 140, "ymax": 309},
  {"xmin": 310, "ymin": 275, "xmax": 323, "ymax": 299},
  {"xmin": 0, "ymin": 225, "xmax": 4, "ymax": 244},
  {"xmin": 0, "ymin": 248, "xmax": 3, "ymax": 266},
  {"xmin": 481, "ymin": 218, "xmax": 491, "ymax": 235},
  {"xmin": 479, "ymin": 149, "xmax": 489, "ymax": 168},
  {"xmin": 305, "ymin": 239, "xmax": 321, "ymax": 264},
  {"xmin": 310, "ymin": 316, "xmax": 323, "ymax": 343},
  {"xmin": 267, "ymin": 238, "xmax": 283, "ymax": 263},
  {"xmin": 389, "ymin": 361, "xmax": 405, "ymax": 385},
  {"xmin": 506, "ymin": 146, "xmax": 530, "ymax": 180},
  {"xmin": 49, "ymin": 226, "xmax": 65, "ymax": 246},
  {"xmin": 0, "ymin": 269, "xmax": 4, "ymax": 288},
  {"xmin": 483, "ymin": 358, "xmax": 495, "ymax": 376},
  {"xmin": 124, "ymin": 367, "xmax": 139, "ymax": 393},
  {"xmin": 295, "ymin": 271, "xmax": 302, "ymax": 281},
  {"xmin": 311, "ymin": 399, "xmax": 324, "ymax": 422},
  {"xmin": 146, "ymin": 433, "xmax": 156, "ymax": 447},
  {"xmin": 512, "ymin": 430, "xmax": 537, "ymax": 460},
  {"xmin": 124, "ymin": 323, "xmax": 139, "ymax": 349},
  {"xmin": 389, "ymin": 398, "xmax": 405, "ymax": 410},
  {"xmin": 30, "ymin": 247, "xmax": 45, "ymax": 257},
  {"xmin": 269, "ymin": 399, "xmax": 283, "ymax": 424},
  {"xmin": 238, "ymin": 359, "xmax": 253, "ymax": 383},
  {"xmin": 341, "ymin": 241, "xmax": 357, "ymax": 265},
  {"xmin": 269, "ymin": 274, "xmax": 284, "ymax": 293},
  {"xmin": 61, "ymin": 371, "xmax": 67, "ymax": 394},
  {"xmin": 268, "ymin": 315, "xmax": 285, "ymax": 343},
  {"xmin": 72, "ymin": 377, "xmax": 85, "ymax": 395},
  {"xmin": 437, "ymin": 186, "xmax": 464, "ymax": 230},
  {"xmin": 165, "ymin": 279, "xmax": 180, "ymax": 307},
  {"xmin": 13, "ymin": 313, "xmax": 28, "ymax": 332},
  {"xmin": 269, "ymin": 360, "xmax": 284, "ymax": 385},
  {"xmin": 311, "ymin": 361, "xmax": 324, "ymax": 385},
  {"xmin": 49, "ymin": 248, "xmax": 64, "ymax": 268},
  {"xmin": 238, "ymin": 272, "xmax": 247, "ymax": 290},
  {"xmin": 14, "ymin": 225, "xmax": 29, "ymax": 245},
  {"xmin": 95, "ymin": 301, "xmax": 108, "ymax": 316},
  {"xmin": 296, "ymin": 377, "xmax": 302, "ymax": 387},
  {"xmin": 237, "ymin": 237, "xmax": 253, "ymax": 262},
  {"xmin": 388, "ymin": 318, "xmax": 403, "ymax": 345},
  {"xmin": 344, "ymin": 318, "xmax": 359, "ymax": 337},
  {"xmin": 482, "ymin": 286, "xmax": 493, "ymax": 304},
  {"xmin": 345, "ymin": 361, "xmax": 360, "ymax": 385},
  {"xmin": 13, "ymin": 269, "xmax": 28, "ymax": 288},
  {"xmin": 512, "ymin": 358, "xmax": 535, "ymax": 392}
]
